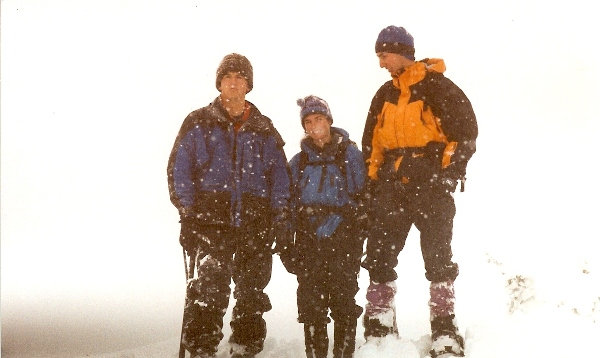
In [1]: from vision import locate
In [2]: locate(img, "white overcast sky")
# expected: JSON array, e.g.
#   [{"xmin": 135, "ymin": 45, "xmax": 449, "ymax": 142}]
[{"xmin": 2, "ymin": 0, "xmax": 599, "ymax": 354}]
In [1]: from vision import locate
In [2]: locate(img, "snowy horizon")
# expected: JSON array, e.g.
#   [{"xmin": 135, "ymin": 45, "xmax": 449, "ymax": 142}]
[{"xmin": 2, "ymin": 0, "xmax": 599, "ymax": 357}]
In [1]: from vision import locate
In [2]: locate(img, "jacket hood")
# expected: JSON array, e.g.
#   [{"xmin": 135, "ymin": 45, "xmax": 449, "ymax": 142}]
[
  {"xmin": 422, "ymin": 58, "xmax": 446, "ymax": 74},
  {"xmin": 393, "ymin": 58, "xmax": 446, "ymax": 88}
]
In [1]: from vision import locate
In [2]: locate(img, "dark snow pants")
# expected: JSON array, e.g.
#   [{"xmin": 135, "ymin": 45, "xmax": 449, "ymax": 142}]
[
  {"xmin": 295, "ymin": 224, "xmax": 364, "ymax": 328},
  {"xmin": 180, "ymin": 223, "xmax": 273, "ymax": 356},
  {"xmin": 362, "ymin": 180, "xmax": 459, "ymax": 284}
]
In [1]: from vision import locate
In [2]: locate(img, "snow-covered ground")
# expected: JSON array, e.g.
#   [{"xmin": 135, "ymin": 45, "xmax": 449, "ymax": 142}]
[
  {"xmin": 84, "ymin": 243, "xmax": 600, "ymax": 358},
  {"xmin": 2, "ymin": 1, "xmax": 599, "ymax": 357}
]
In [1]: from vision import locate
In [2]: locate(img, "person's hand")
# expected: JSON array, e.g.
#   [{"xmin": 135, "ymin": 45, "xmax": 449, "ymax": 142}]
[
  {"xmin": 279, "ymin": 245, "xmax": 298, "ymax": 275},
  {"xmin": 178, "ymin": 211, "xmax": 211, "ymax": 253},
  {"xmin": 179, "ymin": 212, "xmax": 199, "ymax": 253},
  {"xmin": 271, "ymin": 223, "xmax": 292, "ymax": 251},
  {"xmin": 272, "ymin": 225, "xmax": 297, "ymax": 274},
  {"xmin": 434, "ymin": 170, "xmax": 459, "ymax": 193},
  {"xmin": 440, "ymin": 176, "xmax": 458, "ymax": 193}
]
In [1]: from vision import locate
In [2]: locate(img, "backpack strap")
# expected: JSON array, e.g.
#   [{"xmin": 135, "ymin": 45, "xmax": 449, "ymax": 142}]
[
  {"xmin": 298, "ymin": 150, "xmax": 309, "ymax": 176},
  {"xmin": 334, "ymin": 140, "xmax": 351, "ymax": 179},
  {"xmin": 297, "ymin": 139, "xmax": 352, "ymax": 193}
]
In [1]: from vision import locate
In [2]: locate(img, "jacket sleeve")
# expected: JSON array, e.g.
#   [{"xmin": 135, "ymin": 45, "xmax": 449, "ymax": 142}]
[
  {"xmin": 424, "ymin": 73, "xmax": 478, "ymax": 177},
  {"xmin": 287, "ymin": 153, "xmax": 301, "ymax": 231},
  {"xmin": 345, "ymin": 143, "xmax": 367, "ymax": 196},
  {"xmin": 265, "ymin": 135, "xmax": 292, "ymax": 221},
  {"xmin": 167, "ymin": 112, "xmax": 209, "ymax": 213}
]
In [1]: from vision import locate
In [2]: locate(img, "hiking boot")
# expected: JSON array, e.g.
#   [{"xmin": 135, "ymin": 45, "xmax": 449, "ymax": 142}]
[
  {"xmin": 229, "ymin": 313, "xmax": 266, "ymax": 357},
  {"xmin": 429, "ymin": 314, "xmax": 464, "ymax": 357},
  {"xmin": 363, "ymin": 281, "xmax": 398, "ymax": 340}
]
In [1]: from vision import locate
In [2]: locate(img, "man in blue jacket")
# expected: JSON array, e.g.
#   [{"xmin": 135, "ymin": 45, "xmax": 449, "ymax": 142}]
[{"xmin": 167, "ymin": 53, "xmax": 291, "ymax": 358}]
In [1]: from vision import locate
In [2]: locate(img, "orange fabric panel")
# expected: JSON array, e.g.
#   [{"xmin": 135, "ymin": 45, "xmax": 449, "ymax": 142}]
[{"xmin": 366, "ymin": 58, "xmax": 471, "ymax": 180}]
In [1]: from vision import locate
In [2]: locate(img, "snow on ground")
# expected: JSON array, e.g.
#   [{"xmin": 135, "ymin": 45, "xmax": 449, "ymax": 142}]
[{"xmin": 81, "ymin": 242, "xmax": 599, "ymax": 358}]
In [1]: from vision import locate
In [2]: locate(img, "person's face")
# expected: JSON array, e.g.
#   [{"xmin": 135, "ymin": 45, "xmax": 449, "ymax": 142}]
[
  {"xmin": 303, "ymin": 113, "xmax": 331, "ymax": 143},
  {"xmin": 377, "ymin": 52, "xmax": 412, "ymax": 76},
  {"xmin": 219, "ymin": 71, "xmax": 248, "ymax": 99}
]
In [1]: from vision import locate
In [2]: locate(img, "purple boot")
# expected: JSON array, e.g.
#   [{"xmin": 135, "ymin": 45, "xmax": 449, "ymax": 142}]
[
  {"xmin": 363, "ymin": 281, "xmax": 398, "ymax": 340},
  {"xmin": 429, "ymin": 281, "xmax": 464, "ymax": 357}
]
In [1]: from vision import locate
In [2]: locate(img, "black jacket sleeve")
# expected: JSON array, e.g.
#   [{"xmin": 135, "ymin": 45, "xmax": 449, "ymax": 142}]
[{"xmin": 417, "ymin": 73, "xmax": 478, "ymax": 177}]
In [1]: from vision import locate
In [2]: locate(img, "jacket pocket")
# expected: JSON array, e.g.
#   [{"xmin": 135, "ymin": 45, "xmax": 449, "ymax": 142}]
[{"xmin": 193, "ymin": 191, "xmax": 231, "ymax": 225}]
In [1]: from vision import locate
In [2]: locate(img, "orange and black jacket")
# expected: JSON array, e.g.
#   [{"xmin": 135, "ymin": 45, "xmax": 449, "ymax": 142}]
[{"xmin": 361, "ymin": 58, "xmax": 478, "ymax": 182}]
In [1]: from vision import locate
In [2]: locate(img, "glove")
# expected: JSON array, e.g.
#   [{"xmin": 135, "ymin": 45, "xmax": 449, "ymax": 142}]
[
  {"xmin": 179, "ymin": 211, "xmax": 212, "ymax": 253},
  {"xmin": 342, "ymin": 204, "xmax": 368, "ymax": 252},
  {"xmin": 272, "ymin": 224, "xmax": 298, "ymax": 274},
  {"xmin": 437, "ymin": 176, "xmax": 458, "ymax": 193},
  {"xmin": 440, "ymin": 161, "xmax": 469, "ymax": 193},
  {"xmin": 272, "ymin": 225, "xmax": 293, "ymax": 253},
  {"xmin": 434, "ymin": 164, "xmax": 462, "ymax": 193},
  {"xmin": 279, "ymin": 245, "xmax": 299, "ymax": 275},
  {"xmin": 179, "ymin": 212, "xmax": 200, "ymax": 253}
]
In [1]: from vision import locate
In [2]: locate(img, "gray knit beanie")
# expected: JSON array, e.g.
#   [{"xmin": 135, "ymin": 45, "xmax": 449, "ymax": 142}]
[{"xmin": 215, "ymin": 53, "xmax": 253, "ymax": 92}]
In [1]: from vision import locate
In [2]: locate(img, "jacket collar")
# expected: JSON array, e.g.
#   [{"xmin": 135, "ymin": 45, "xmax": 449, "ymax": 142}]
[
  {"xmin": 204, "ymin": 97, "xmax": 285, "ymax": 146},
  {"xmin": 301, "ymin": 127, "xmax": 349, "ymax": 158},
  {"xmin": 392, "ymin": 58, "xmax": 446, "ymax": 88}
]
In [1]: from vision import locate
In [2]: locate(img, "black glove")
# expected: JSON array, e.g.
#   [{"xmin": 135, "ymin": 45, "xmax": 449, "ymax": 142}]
[
  {"xmin": 434, "ymin": 162, "xmax": 466, "ymax": 193},
  {"xmin": 342, "ymin": 196, "xmax": 369, "ymax": 234},
  {"xmin": 178, "ymin": 213, "xmax": 198, "ymax": 253},
  {"xmin": 437, "ymin": 175, "xmax": 458, "ymax": 193},
  {"xmin": 179, "ymin": 212, "xmax": 211, "ymax": 253},
  {"xmin": 279, "ymin": 245, "xmax": 299, "ymax": 275},
  {"xmin": 270, "ymin": 208, "xmax": 292, "ymax": 252},
  {"xmin": 272, "ymin": 225, "xmax": 298, "ymax": 274}
]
